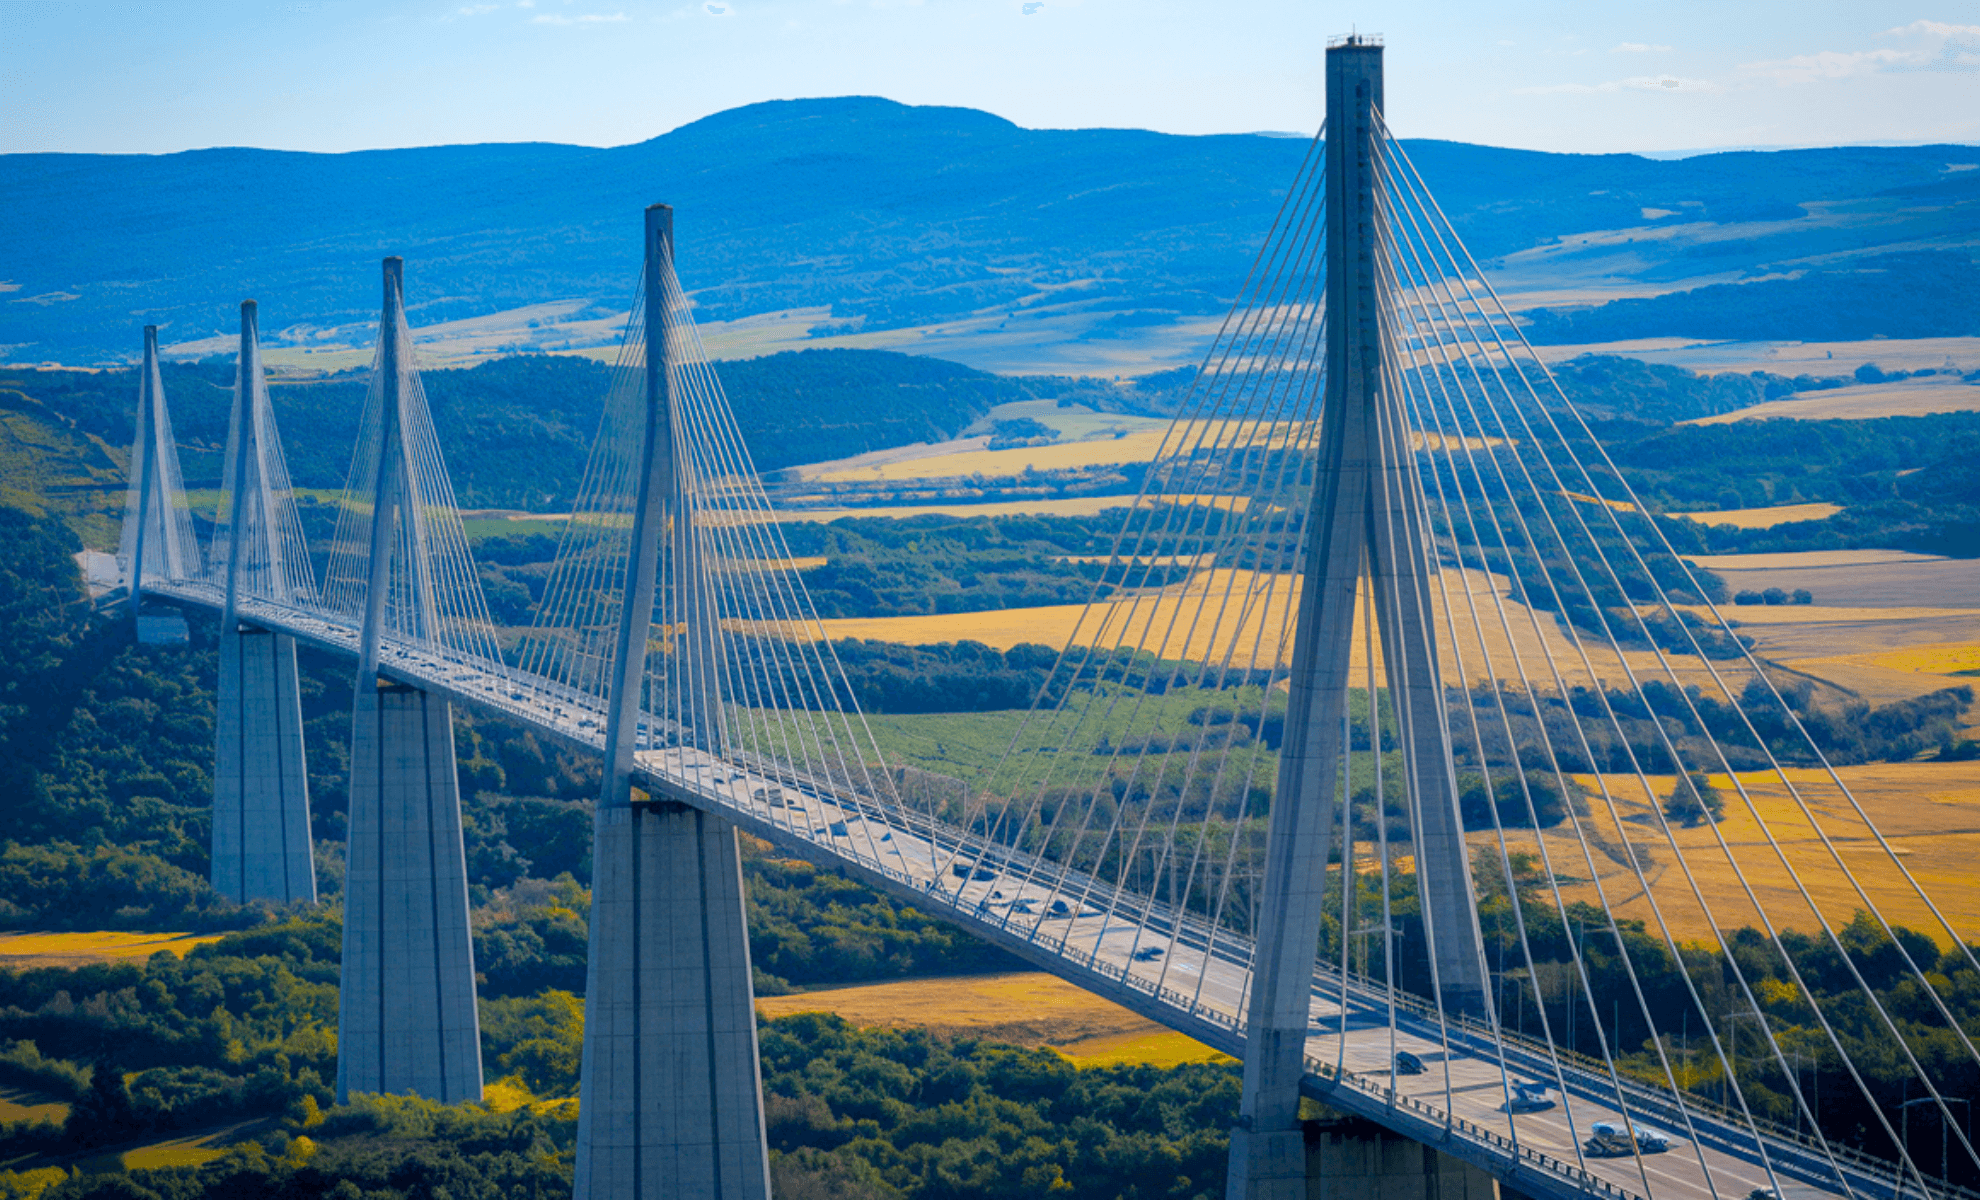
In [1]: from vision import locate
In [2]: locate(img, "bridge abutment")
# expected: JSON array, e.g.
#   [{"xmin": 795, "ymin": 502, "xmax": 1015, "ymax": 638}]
[
  {"xmin": 576, "ymin": 800, "xmax": 769, "ymax": 1199},
  {"xmin": 336, "ymin": 681, "xmax": 482, "ymax": 1103},
  {"xmin": 212, "ymin": 625, "xmax": 315, "ymax": 904}
]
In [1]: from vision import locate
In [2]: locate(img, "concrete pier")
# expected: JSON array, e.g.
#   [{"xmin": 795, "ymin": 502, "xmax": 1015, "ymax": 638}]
[
  {"xmin": 1304, "ymin": 1117, "xmax": 1502, "ymax": 1200},
  {"xmin": 575, "ymin": 801, "xmax": 769, "ymax": 1199},
  {"xmin": 336, "ymin": 681, "xmax": 482, "ymax": 1103},
  {"xmin": 212, "ymin": 626, "xmax": 315, "ymax": 904}
]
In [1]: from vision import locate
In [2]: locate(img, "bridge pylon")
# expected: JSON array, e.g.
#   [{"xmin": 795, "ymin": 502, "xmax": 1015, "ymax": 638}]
[
  {"xmin": 212, "ymin": 299, "xmax": 317, "ymax": 905},
  {"xmin": 119, "ymin": 324, "xmax": 202, "ymax": 625},
  {"xmin": 1230, "ymin": 36, "xmax": 1492, "ymax": 1200},
  {"xmin": 334, "ymin": 258, "xmax": 483, "ymax": 1105},
  {"xmin": 573, "ymin": 204, "xmax": 770, "ymax": 1200}
]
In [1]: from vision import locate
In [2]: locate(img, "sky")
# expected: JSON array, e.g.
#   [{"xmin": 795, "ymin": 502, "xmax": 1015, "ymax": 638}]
[{"xmin": 2, "ymin": 0, "xmax": 1976, "ymax": 157}]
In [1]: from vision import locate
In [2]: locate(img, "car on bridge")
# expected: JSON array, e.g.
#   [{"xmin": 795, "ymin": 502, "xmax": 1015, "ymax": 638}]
[
  {"xmin": 1584, "ymin": 1121, "xmax": 1670, "ymax": 1156},
  {"xmin": 1394, "ymin": 1051, "xmax": 1426, "ymax": 1076},
  {"xmin": 951, "ymin": 861, "xmax": 997, "ymax": 881},
  {"xmin": 1505, "ymin": 1082, "xmax": 1556, "ymax": 1112}
]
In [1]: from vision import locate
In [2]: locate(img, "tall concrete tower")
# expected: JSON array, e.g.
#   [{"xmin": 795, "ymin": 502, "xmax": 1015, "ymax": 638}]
[
  {"xmin": 1228, "ymin": 36, "xmax": 1492, "ymax": 1199},
  {"xmin": 335, "ymin": 259, "xmax": 483, "ymax": 1105},
  {"xmin": 573, "ymin": 204, "xmax": 770, "ymax": 1200},
  {"xmin": 212, "ymin": 299, "xmax": 316, "ymax": 905}
]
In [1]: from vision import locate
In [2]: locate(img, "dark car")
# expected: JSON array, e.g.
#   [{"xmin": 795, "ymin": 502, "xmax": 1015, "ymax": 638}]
[
  {"xmin": 1394, "ymin": 1051, "xmax": 1426, "ymax": 1076},
  {"xmin": 1506, "ymin": 1082, "xmax": 1555, "ymax": 1112}
]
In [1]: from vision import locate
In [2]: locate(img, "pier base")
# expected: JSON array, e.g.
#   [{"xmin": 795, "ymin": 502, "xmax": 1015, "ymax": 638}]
[
  {"xmin": 213, "ymin": 626, "xmax": 315, "ymax": 904},
  {"xmin": 1305, "ymin": 1116, "xmax": 1503, "ymax": 1200},
  {"xmin": 574, "ymin": 801, "xmax": 770, "ymax": 1200},
  {"xmin": 337, "ymin": 681, "xmax": 482, "ymax": 1104}
]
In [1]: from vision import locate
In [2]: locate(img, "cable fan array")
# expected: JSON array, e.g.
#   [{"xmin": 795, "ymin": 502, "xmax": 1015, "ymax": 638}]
[
  {"xmin": 211, "ymin": 312, "xmax": 317, "ymax": 608},
  {"xmin": 516, "ymin": 243, "xmax": 911, "ymax": 863},
  {"xmin": 935, "ymin": 115, "xmax": 1980, "ymax": 1196},
  {"xmin": 119, "ymin": 340, "xmax": 204, "ymax": 589},
  {"xmin": 319, "ymin": 295, "xmax": 505, "ymax": 668}
]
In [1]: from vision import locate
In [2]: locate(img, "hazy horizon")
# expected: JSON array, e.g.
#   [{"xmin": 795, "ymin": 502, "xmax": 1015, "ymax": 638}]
[{"xmin": 3, "ymin": 2, "xmax": 1975, "ymax": 158}]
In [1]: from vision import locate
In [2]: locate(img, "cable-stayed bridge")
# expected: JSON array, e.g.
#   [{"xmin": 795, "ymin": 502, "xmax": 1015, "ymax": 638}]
[{"xmin": 113, "ymin": 36, "xmax": 1978, "ymax": 1200}]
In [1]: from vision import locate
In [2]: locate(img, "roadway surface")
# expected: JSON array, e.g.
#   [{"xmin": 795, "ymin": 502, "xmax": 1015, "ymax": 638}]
[{"xmin": 151, "ymin": 578, "xmax": 1908, "ymax": 1200}]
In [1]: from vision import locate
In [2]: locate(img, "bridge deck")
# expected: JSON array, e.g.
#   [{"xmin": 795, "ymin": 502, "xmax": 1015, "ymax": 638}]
[{"xmin": 157, "ymin": 581, "xmax": 1900, "ymax": 1200}]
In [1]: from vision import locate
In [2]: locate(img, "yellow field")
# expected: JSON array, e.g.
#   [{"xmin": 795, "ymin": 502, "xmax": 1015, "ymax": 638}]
[
  {"xmin": 803, "ymin": 565, "xmax": 1763, "ymax": 695},
  {"xmin": 811, "ymin": 428, "xmax": 1182, "ymax": 483},
  {"xmin": 1675, "ymin": 502, "xmax": 1843, "ymax": 529},
  {"xmin": 1476, "ymin": 762, "xmax": 1980, "ymax": 947},
  {"xmin": 1686, "ymin": 381, "xmax": 1980, "ymax": 425},
  {"xmin": 804, "ymin": 421, "xmax": 1505, "ymax": 486},
  {"xmin": 1559, "ymin": 490, "xmax": 1638, "ymax": 514},
  {"xmin": 775, "ymin": 494, "xmax": 1246, "ymax": 524},
  {"xmin": 0, "ymin": 1085, "xmax": 68, "ymax": 1125},
  {"xmin": 756, "ymin": 972, "xmax": 1230, "ymax": 1066},
  {"xmin": 0, "ymin": 931, "xmax": 226, "ymax": 969},
  {"xmin": 119, "ymin": 1129, "xmax": 235, "ymax": 1171},
  {"xmin": 1870, "ymin": 641, "xmax": 1980, "ymax": 675}
]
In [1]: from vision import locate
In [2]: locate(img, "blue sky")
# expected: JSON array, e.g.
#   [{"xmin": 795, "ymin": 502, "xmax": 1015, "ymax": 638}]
[{"xmin": 3, "ymin": 1, "xmax": 1975, "ymax": 156}]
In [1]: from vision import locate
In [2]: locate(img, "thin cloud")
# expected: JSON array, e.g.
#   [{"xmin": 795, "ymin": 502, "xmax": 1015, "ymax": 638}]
[
  {"xmin": 1514, "ymin": 75, "xmax": 1715, "ymax": 95},
  {"xmin": 1612, "ymin": 42, "xmax": 1673, "ymax": 53},
  {"xmin": 530, "ymin": 11, "xmax": 629, "ymax": 23},
  {"xmin": 1743, "ymin": 22, "xmax": 1980, "ymax": 84},
  {"xmin": 1881, "ymin": 20, "xmax": 1980, "ymax": 74},
  {"xmin": 1740, "ymin": 47, "xmax": 1909, "ymax": 84}
]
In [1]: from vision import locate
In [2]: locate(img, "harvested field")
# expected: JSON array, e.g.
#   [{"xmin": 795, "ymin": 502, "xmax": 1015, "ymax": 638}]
[
  {"xmin": 801, "ymin": 421, "xmax": 1497, "ymax": 485},
  {"xmin": 1776, "ymin": 629, "xmax": 1980, "ymax": 708},
  {"xmin": 1684, "ymin": 550, "xmax": 1980, "ymax": 610},
  {"xmin": 810, "ymin": 428, "xmax": 1182, "ymax": 482},
  {"xmin": 1674, "ymin": 503, "xmax": 1842, "ymax": 529},
  {"xmin": 1477, "ymin": 762, "xmax": 1980, "ymax": 948},
  {"xmin": 806, "ymin": 566, "xmax": 1761, "ymax": 695},
  {"xmin": 0, "ymin": 931, "xmax": 226, "ymax": 970},
  {"xmin": 755, "ymin": 972, "xmax": 1230, "ymax": 1067},
  {"xmin": 1684, "ymin": 380, "xmax": 1980, "ymax": 424}
]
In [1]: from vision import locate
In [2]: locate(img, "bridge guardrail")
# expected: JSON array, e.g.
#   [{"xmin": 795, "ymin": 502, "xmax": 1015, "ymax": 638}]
[{"xmin": 1351, "ymin": 975, "xmax": 1945, "ymax": 1200}]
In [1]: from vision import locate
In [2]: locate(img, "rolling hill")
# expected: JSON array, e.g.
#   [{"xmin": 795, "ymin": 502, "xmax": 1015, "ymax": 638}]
[{"xmin": 3, "ymin": 96, "xmax": 1977, "ymax": 366}]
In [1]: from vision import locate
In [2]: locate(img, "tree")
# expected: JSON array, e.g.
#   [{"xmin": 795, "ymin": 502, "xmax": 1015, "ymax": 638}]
[
  {"xmin": 66, "ymin": 1062, "xmax": 138, "ymax": 1148},
  {"xmin": 1663, "ymin": 772, "xmax": 1725, "ymax": 828}
]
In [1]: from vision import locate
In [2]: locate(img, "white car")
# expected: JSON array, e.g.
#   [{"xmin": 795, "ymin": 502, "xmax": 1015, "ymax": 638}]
[{"xmin": 1584, "ymin": 1121, "xmax": 1669, "ymax": 1156}]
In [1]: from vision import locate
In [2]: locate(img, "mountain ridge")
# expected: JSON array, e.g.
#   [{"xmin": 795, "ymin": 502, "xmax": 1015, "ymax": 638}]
[{"xmin": 3, "ymin": 95, "xmax": 1974, "ymax": 364}]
